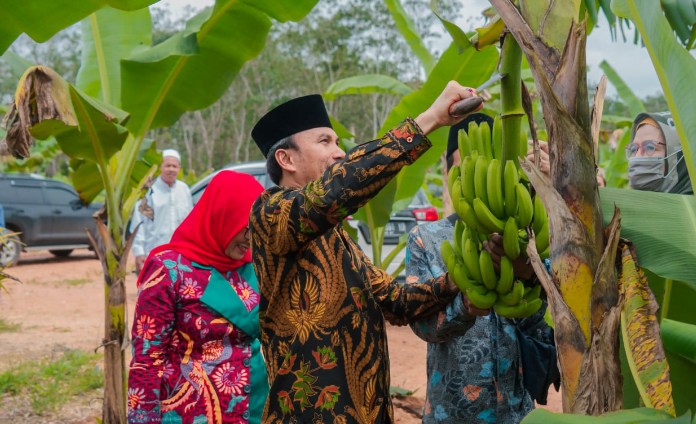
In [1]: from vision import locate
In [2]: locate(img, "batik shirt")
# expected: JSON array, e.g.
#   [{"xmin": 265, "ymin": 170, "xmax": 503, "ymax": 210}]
[
  {"xmin": 405, "ymin": 219, "xmax": 550, "ymax": 424},
  {"xmin": 128, "ymin": 250, "xmax": 268, "ymax": 424},
  {"xmin": 250, "ymin": 118, "xmax": 458, "ymax": 424}
]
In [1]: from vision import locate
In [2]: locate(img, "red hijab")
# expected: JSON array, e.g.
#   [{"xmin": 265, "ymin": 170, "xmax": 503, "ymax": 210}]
[{"xmin": 142, "ymin": 170, "xmax": 265, "ymax": 275}]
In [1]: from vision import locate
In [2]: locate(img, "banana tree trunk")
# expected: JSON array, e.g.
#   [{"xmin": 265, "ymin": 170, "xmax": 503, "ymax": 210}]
[
  {"xmin": 88, "ymin": 218, "xmax": 134, "ymax": 423},
  {"xmin": 490, "ymin": 0, "xmax": 623, "ymax": 414}
]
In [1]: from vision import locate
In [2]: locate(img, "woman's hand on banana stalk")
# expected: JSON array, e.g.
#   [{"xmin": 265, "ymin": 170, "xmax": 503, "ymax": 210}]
[{"xmin": 482, "ymin": 234, "xmax": 534, "ymax": 281}]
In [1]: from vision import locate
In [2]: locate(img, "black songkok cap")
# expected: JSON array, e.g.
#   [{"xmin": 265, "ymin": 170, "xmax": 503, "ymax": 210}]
[
  {"xmin": 252, "ymin": 94, "xmax": 333, "ymax": 158},
  {"xmin": 446, "ymin": 113, "xmax": 495, "ymax": 161}
]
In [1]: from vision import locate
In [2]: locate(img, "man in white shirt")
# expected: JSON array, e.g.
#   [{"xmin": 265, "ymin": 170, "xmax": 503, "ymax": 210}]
[{"xmin": 131, "ymin": 149, "xmax": 193, "ymax": 273}]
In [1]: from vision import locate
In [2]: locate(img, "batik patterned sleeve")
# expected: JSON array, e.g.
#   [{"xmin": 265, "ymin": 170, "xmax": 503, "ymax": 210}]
[
  {"xmin": 251, "ymin": 118, "xmax": 432, "ymax": 256},
  {"xmin": 347, "ymin": 236, "xmax": 458, "ymax": 326},
  {"xmin": 404, "ymin": 226, "xmax": 477, "ymax": 343},
  {"xmin": 127, "ymin": 255, "xmax": 177, "ymax": 423}
]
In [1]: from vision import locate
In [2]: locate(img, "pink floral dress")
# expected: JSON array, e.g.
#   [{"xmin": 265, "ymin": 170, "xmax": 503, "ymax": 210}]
[{"xmin": 128, "ymin": 250, "xmax": 267, "ymax": 424}]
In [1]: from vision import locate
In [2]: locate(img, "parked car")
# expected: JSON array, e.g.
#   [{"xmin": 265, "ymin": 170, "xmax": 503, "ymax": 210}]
[
  {"xmin": 189, "ymin": 162, "xmax": 440, "ymax": 277},
  {"xmin": 0, "ymin": 173, "xmax": 103, "ymax": 267}
]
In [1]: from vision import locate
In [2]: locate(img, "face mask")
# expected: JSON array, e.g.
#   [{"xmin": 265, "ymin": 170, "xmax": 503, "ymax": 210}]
[{"xmin": 627, "ymin": 150, "xmax": 682, "ymax": 192}]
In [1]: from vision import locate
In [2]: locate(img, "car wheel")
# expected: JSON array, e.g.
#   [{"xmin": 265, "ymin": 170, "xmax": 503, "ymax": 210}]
[
  {"xmin": 0, "ymin": 235, "xmax": 21, "ymax": 268},
  {"xmin": 49, "ymin": 249, "xmax": 73, "ymax": 257}
]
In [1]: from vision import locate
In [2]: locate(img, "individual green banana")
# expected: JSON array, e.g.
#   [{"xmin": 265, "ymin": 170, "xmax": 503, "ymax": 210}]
[
  {"xmin": 462, "ymin": 153, "xmax": 478, "ymax": 205},
  {"xmin": 494, "ymin": 299, "xmax": 527, "ymax": 318},
  {"xmin": 492, "ymin": 116, "xmax": 503, "ymax": 161},
  {"xmin": 467, "ymin": 280, "xmax": 489, "ymax": 295},
  {"xmin": 535, "ymin": 220, "xmax": 549, "ymax": 254},
  {"xmin": 521, "ymin": 298, "xmax": 543, "ymax": 317},
  {"xmin": 532, "ymin": 195, "xmax": 547, "ymax": 235},
  {"xmin": 469, "ymin": 121, "xmax": 484, "ymax": 155},
  {"xmin": 518, "ymin": 130, "xmax": 528, "ymax": 169},
  {"xmin": 539, "ymin": 247, "xmax": 550, "ymax": 260},
  {"xmin": 496, "ymin": 256, "xmax": 514, "ymax": 294},
  {"xmin": 479, "ymin": 250, "xmax": 497, "ymax": 290},
  {"xmin": 440, "ymin": 239, "xmax": 455, "ymax": 267},
  {"xmin": 503, "ymin": 160, "xmax": 518, "ymax": 217},
  {"xmin": 464, "ymin": 225, "xmax": 479, "ymax": 248},
  {"xmin": 458, "ymin": 129, "xmax": 472, "ymax": 158},
  {"xmin": 503, "ymin": 217, "xmax": 520, "ymax": 260},
  {"xmin": 474, "ymin": 156, "xmax": 489, "ymax": 206},
  {"xmin": 467, "ymin": 288, "xmax": 497, "ymax": 309},
  {"xmin": 524, "ymin": 285, "xmax": 542, "ymax": 302},
  {"xmin": 453, "ymin": 220, "xmax": 464, "ymax": 256},
  {"xmin": 451, "ymin": 177, "xmax": 463, "ymax": 212},
  {"xmin": 480, "ymin": 121, "xmax": 493, "ymax": 159},
  {"xmin": 451, "ymin": 262, "xmax": 470, "ymax": 292},
  {"xmin": 500, "ymin": 281, "xmax": 524, "ymax": 306},
  {"xmin": 473, "ymin": 198, "xmax": 505, "ymax": 234},
  {"xmin": 459, "ymin": 199, "xmax": 488, "ymax": 235},
  {"xmin": 515, "ymin": 184, "xmax": 534, "ymax": 228},
  {"xmin": 447, "ymin": 165, "xmax": 460, "ymax": 195},
  {"xmin": 463, "ymin": 239, "xmax": 483, "ymax": 285},
  {"xmin": 486, "ymin": 159, "xmax": 505, "ymax": 219}
]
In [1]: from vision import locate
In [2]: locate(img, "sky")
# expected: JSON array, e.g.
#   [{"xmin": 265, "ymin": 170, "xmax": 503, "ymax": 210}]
[{"xmin": 159, "ymin": 0, "xmax": 665, "ymax": 100}]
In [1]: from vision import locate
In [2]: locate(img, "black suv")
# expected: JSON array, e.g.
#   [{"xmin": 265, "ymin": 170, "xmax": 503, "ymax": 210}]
[{"xmin": 0, "ymin": 173, "xmax": 102, "ymax": 266}]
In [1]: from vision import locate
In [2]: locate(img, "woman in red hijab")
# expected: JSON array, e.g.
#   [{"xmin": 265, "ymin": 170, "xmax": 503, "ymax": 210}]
[{"xmin": 127, "ymin": 171, "xmax": 267, "ymax": 424}]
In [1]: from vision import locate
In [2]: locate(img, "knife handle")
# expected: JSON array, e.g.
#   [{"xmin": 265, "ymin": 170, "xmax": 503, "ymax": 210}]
[{"xmin": 448, "ymin": 96, "xmax": 483, "ymax": 117}]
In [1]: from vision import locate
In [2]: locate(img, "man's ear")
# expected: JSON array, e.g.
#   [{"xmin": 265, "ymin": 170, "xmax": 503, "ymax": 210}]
[{"xmin": 275, "ymin": 148, "xmax": 296, "ymax": 174}]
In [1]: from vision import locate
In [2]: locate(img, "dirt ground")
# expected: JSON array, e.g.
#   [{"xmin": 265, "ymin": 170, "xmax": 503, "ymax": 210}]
[{"xmin": 0, "ymin": 250, "xmax": 561, "ymax": 423}]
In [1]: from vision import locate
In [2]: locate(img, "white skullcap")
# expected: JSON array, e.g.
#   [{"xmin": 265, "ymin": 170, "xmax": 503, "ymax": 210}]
[{"xmin": 162, "ymin": 149, "xmax": 181, "ymax": 162}]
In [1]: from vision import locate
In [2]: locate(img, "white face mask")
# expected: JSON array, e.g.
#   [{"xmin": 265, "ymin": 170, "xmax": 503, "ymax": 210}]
[{"xmin": 627, "ymin": 150, "xmax": 683, "ymax": 192}]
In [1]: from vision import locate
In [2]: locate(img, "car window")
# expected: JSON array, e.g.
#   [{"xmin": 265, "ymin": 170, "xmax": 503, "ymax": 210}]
[
  {"xmin": 13, "ymin": 185, "xmax": 43, "ymax": 204},
  {"xmin": 0, "ymin": 183, "xmax": 16, "ymax": 203},
  {"xmin": 44, "ymin": 187, "xmax": 79, "ymax": 205}
]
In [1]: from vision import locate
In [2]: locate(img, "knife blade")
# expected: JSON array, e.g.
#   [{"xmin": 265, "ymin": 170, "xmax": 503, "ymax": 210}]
[{"xmin": 476, "ymin": 72, "xmax": 508, "ymax": 92}]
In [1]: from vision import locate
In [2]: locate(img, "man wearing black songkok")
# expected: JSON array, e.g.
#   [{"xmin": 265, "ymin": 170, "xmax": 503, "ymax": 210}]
[{"xmin": 249, "ymin": 82, "xmax": 482, "ymax": 424}]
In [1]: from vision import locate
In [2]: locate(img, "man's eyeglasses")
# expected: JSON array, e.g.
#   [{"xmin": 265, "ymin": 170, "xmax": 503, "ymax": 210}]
[
  {"xmin": 243, "ymin": 226, "xmax": 250, "ymax": 241},
  {"xmin": 625, "ymin": 140, "xmax": 666, "ymax": 159}
]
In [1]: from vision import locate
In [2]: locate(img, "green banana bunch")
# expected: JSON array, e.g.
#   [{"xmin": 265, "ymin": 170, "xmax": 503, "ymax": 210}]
[{"xmin": 439, "ymin": 120, "xmax": 552, "ymax": 318}]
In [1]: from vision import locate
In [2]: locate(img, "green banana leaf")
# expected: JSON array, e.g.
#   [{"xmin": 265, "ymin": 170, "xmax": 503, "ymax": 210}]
[
  {"xmin": 521, "ymin": 408, "xmax": 693, "ymax": 423},
  {"xmin": 384, "ymin": 0, "xmax": 434, "ymax": 75},
  {"xmin": 0, "ymin": 0, "xmax": 159, "ymax": 55},
  {"xmin": 429, "ymin": 0, "xmax": 472, "ymax": 53},
  {"xmin": 599, "ymin": 60, "xmax": 646, "ymax": 117},
  {"xmin": 76, "ymin": 6, "xmax": 152, "ymax": 107},
  {"xmin": 0, "ymin": 50, "xmax": 34, "ymax": 78},
  {"xmin": 323, "ymin": 74, "xmax": 412, "ymax": 100},
  {"xmin": 611, "ymin": 0, "xmax": 696, "ymax": 190},
  {"xmin": 662, "ymin": 319, "xmax": 696, "ymax": 365},
  {"xmin": 329, "ymin": 116, "xmax": 355, "ymax": 140},
  {"xmin": 121, "ymin": 0, "xmax": 320, "ymax": 137},
  {"xmin": 353, "ymin": 43, "xmax": 498, "ymax": 227},
  {"xmin": 602, "ymin": 125, "xmax": 630, "ymax": 188},
  {"xmin": 602, "ymin": 115, "xmax": 634, "ymax": 127},
  {"xmin": 599, "ymin": 187, "xmax": 696, "ymax": 289}
]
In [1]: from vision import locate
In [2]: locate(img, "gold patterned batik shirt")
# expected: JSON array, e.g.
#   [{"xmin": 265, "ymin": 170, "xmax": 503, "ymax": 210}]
[{"xmin": 250, "ymin": 118, "xmax": 458, "ymax": 424}]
